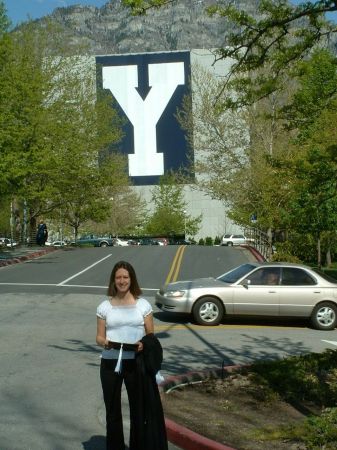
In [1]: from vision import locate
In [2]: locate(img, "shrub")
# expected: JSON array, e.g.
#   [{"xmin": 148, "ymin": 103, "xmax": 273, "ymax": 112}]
[
  {"xmin": 205, "ymin": 236, "xmax": 213, "ymax": 246},
  {"xmin": 198, "ymin": 238, "xmax": 205, "ymax": 245},
  {"xmin": 303, "ymin": 407, "xmax": 337, "ymax": 449},
  {"xmin": 271, "ymin": 242, "xmax": 302, "ymax": 263}
]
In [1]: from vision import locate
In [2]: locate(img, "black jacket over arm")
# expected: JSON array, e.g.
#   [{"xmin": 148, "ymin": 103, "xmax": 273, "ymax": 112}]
[{"xmin": 135, "ymin": 334, "xmax": 168, "ymax": 450}]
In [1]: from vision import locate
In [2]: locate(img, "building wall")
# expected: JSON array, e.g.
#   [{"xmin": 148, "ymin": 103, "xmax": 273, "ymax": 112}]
[{"xmin": 96, "ymin": 49, "xmax": 243, "ymax": 240}]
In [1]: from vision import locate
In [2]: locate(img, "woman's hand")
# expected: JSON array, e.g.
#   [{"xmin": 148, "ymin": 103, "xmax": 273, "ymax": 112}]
[{"xmin": 136, "ymin": 341, "xmax": 143, "ymax": 352}]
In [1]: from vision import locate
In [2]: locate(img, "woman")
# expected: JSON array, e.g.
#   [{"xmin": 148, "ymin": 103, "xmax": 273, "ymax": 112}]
[{"xmin": 96, "ymin": 260, "xmax": 167, "ymax": 450}]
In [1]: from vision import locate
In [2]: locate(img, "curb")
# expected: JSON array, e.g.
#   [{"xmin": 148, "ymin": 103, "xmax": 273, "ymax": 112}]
[
  {"xmin": 246, "ymin": 245, "xmax": 266, "ymax": 262},
  {"xmin": 0, "ymin": 247, "xmax": 58, "ymax": 267},
  {"xmin": 161, "ymin": 366, "xmax": 243, "ymax": 450}
]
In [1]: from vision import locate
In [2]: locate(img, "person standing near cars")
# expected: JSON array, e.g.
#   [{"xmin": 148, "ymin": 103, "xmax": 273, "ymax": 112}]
[
  {"xmin": 96, "ymin": 260, "xmax": 167, "ymax": 450},
  {"xmin": 36, "ymin": 220, "xmax": 48, "ymax": 246}
]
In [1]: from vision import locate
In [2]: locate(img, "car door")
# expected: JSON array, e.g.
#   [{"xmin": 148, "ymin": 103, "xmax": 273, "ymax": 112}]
[
  {"xmin": 278, "ymin": 267, "xmax": 320, "ymax": 317},
  {"xmin": 233, "ymin": 267, "xmax": 281, "ymax": 315}
]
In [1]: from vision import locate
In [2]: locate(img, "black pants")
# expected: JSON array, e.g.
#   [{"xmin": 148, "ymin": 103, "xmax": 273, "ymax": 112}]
[{"xmin": 100, "ymin": 358, "xmax": 141, "ymax": 450}]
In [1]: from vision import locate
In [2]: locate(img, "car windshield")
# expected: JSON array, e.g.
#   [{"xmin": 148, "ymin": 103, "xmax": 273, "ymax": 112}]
[
  {"xmin": 217, "ymin": 264, "xmax": 257, "ymax": 284},
  {"xmin": 312, "ymin": 268, "xmax": 337, "ymax": 284}
]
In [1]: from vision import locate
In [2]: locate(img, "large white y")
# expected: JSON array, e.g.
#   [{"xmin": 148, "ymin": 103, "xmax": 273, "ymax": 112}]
[{"xmin": 102, "ymin": 62, "xmax": 185, "ymax": 177}]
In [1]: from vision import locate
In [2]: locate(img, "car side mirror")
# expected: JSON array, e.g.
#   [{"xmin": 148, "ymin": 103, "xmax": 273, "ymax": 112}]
[{"xmin": 242, "ymin": 279, "xmax": 251, "ymax": 289}]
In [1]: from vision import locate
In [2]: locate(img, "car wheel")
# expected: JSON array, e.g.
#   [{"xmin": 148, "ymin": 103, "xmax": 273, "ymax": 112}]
[
  {"xmin": 193, "ymin": 297, "xmax": 223, "ymax": 326},
  {"xmin": 100, "ymin": 242, "xmax": 108, "ymax": 247},
  {"xmin": 227, "ymin": 242, "xmax": 233, "ymax": 246},
  {"xmin": 311, "ymin": 302, "xmax": 337, "ymax": 330}
]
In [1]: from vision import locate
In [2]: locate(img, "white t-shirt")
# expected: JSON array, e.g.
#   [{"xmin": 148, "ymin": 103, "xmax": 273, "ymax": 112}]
[{"xmin": 96, "ymin": 297, "xmax": 152, "ymax": 360}]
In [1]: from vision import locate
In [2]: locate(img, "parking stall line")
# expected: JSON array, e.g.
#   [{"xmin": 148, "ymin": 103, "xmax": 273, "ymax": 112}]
[{"xmin": 57, "ymin": 254, "xmax": 112, "ymax": 286}]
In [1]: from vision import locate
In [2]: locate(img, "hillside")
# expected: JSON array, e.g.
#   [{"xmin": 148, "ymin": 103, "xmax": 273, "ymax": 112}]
[{"xmin": 35, "ymin": 0, "xmax": 260, "ymax": 55}]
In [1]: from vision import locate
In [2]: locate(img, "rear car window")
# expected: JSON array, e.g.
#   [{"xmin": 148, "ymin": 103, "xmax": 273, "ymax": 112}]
[{"xmin": 281, "ymin": 268, "xmax": 317, "ymax": 286}]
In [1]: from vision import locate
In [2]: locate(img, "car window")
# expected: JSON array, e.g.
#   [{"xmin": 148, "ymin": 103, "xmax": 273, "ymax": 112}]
[
  {"xmin": 223, "ymin": 234, "xmax": 231, "ymax": 238},
  {"xmin": 233, "ymin": 235, "xmax": 244, "ymax": 239},
  {"xmin": 218, "ymin": 264, "xmax": 257, "ymax": 283},
  {"xmin": 243, "ymin": 267, "xmax": 280, "ymax": 286},
  {"xmin": 312, "ymin": 268, "xmax": 337, "ymax": 284},
  {"xmin": 281, "ymin": 268, "xmax": 317, "ymax": 286}
]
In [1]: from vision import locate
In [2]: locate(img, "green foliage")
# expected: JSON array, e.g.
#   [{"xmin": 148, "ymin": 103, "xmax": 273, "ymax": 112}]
[
  {"xmin": 145, "ymin": 172, "xmax": 201, "ymax": 237},
  {"xmin": 0, "ymin": 1, "xmax": 10, "ymax": 35},
  {"xmin": 214, "ymin": 235, "xmax": 221, "ymax": 245},
  {"xmin": 204, "ymin": 236, "xmax": 213, "ymax": 246},
  {"xmin": 270, "ymin": 244, "xmax": 302, "ymax": 263},
  {"xmin": 302, "ymin": 407, "xmax": 337, "ymax": 449},
  {"xmin": 198, "ymin": 238, "xmax": 205, "ymax": 246},
  {"xmin": 250, "ymin": 349, "xmax": 337, "ymax": 408},
  {"xmin": 0, "ymin": 21, "xmax": 129, "ymax": 239},
  {"xmin": 283, "ymin": 49, "xmax": 337, "ymax": 136}
]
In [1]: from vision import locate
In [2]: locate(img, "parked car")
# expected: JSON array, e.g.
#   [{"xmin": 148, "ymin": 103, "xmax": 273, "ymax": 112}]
[
  {"xmin": 76, "ymin": 235, "xmax": 114, "ymax": 247},
  {"xmin": 139, "ymin": 238, "xmax": 160, "ymax": 245},
  {"xmin": 127, "ymin": 239, "xmax": 140, "ymax": 246},
  {"xmin": 174, "ymin": 239, "xmax": 193, "ymax": 245},
  {"xmin": 220, "ymin": 234, "xmax": 248, "ymax": 246},
  {"xmin": 45, "ymin": 240, "xmax": 67, "ymax": 247},
  {"xmin": 113, "ymin": 238, "xmax": 129, "ymax": 246},
  {"xmin": 0, "ymin": 237, "xmax": 18, "ymax": 248},
  {"xmin": 152, "ymin": 238, "xmax": 169, "ymax": 246},
  {"xmin": 155, "ymin": 262, "xmax": 337, "ymax": 330}
]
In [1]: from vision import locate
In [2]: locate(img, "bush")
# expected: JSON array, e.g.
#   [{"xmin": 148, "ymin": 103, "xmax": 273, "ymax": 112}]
[
  {"xmin": 198, "ymin": 238, "xmax": 205, "ymax": 245},
  {"xmin": 205, "ymin": 236, "xmax": 213, "ymax": 246},
  {"xmin": 303, "ymin": 407, "xmax": 337, "ymax": 449},
  {"xmin": 214, "ymin": 236, "xmax": 221, "ymax": 245},
  {"xmin": 271, "ymin": 242, "xmax": 302, "ymax": 263}
]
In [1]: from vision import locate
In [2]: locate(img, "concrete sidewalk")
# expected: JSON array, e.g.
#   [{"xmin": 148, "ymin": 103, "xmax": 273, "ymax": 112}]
[{"xmin": 0, "ymin": 245, "xmax": 58, "ymax": 267}]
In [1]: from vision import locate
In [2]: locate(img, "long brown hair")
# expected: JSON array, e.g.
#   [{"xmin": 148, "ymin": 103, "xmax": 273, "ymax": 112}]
[{"xmin": 107, "ymin": 260, "xmax": 142, "ymax": 298}]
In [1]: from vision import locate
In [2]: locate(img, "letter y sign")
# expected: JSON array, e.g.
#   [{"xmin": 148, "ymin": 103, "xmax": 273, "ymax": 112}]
[{"xmin": 102, "ymin": 62, "xmax": 185, "ymax": 177}]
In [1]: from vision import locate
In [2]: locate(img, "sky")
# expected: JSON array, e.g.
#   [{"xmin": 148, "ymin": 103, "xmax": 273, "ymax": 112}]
[
  {"xmin": 3, "ymin": 0, "xmax": 337, "ymax": 27},
  {"xmin": 4, "ymin": 0, "xmax": 107, "ymax": 26}
]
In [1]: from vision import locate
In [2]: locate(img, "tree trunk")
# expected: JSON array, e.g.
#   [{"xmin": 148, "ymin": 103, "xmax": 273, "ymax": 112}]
[{"xmin": 326, "ymin": 247, "xmax": 332, "ymax": 267}]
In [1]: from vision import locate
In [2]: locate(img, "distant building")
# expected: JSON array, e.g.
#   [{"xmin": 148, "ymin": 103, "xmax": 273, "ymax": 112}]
[{"xmin": 96, "ymin": 49, "xmax": 243, "ymax": 239}]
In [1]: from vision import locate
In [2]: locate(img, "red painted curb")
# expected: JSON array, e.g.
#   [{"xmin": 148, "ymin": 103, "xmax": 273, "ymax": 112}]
[
  {"xmin": 0, "ymin": 247, "xmax": 57, "ymax": 267},
  {"xmin": 247, "ymin": 245, "xmax": 265, "ymax": 262},
  {"xmin": 165, "ymin": 418, "xmax": 236, "ymax": 450}
]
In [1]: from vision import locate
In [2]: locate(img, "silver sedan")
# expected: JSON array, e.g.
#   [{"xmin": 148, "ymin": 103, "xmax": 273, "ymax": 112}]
[{"xmin": 155, "ymin": 262, "xmax": 337, "ymax": 330}]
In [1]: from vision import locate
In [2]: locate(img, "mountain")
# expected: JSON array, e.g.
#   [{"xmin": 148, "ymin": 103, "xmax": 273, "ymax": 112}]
[{"xmin": 38, "ymin": 0, "xmax": 260, "ymax": 55}]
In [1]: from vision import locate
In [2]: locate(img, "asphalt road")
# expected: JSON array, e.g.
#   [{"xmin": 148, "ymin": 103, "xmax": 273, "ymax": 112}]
[{"xmin": 0, "ymin": 245, "xmax": 337, "ymax": 450}]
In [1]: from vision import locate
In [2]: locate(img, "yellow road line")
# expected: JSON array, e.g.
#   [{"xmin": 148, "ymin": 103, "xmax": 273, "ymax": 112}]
[{"xmin": 165, "ymin": 245, "xmax": 186, "ymax": 284}]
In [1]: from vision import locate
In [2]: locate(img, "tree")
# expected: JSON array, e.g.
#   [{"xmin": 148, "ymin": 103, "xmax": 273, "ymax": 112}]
[
  {"xmin": 283, "ymin": 48, "xmax": 337, "ymax": 135},
  {"xmin": 276, "ymin": 49, "xmax": 337, "ymax": 265},
  {"xmin": 287, "ymin": 139, "xmax": 337, "ymax": 267},
  {"xmin": 0, "ymin": 21, "xmax": 125, "ymax": 242},
  {"xmin": 123, "ymin": 0, "xmax": 337, "ymax": 107},
  {"xmin": 0, "ymin": 0, "xmax": 10, "ymax": 35},
  {"xmin": 145, "ymin": 173, "xmax": 201, "ymax": 237},
  {"xmin": 177, "ymin": 62, "xmax": 296, "ymax": 256},
  {"xmin": 92, "ymin": 185, "xmax": 148, "ymax": 237},
  {"xmin": 176, "ymin": 63, "xmax": 250, "ymax": 202}
]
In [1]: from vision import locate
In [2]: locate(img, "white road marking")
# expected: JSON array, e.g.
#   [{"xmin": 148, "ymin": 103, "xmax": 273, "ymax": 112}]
[
  {"xmin": 0, "ymin": 281, "xmax": 157, "ymax": 291},
  {"xmin": 57, "ymin": 254, "xmax": 113, "ymax": 285},
  {"xmin": 322, "ymin": 340, "xmax": 337, "ymax": 347}
]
